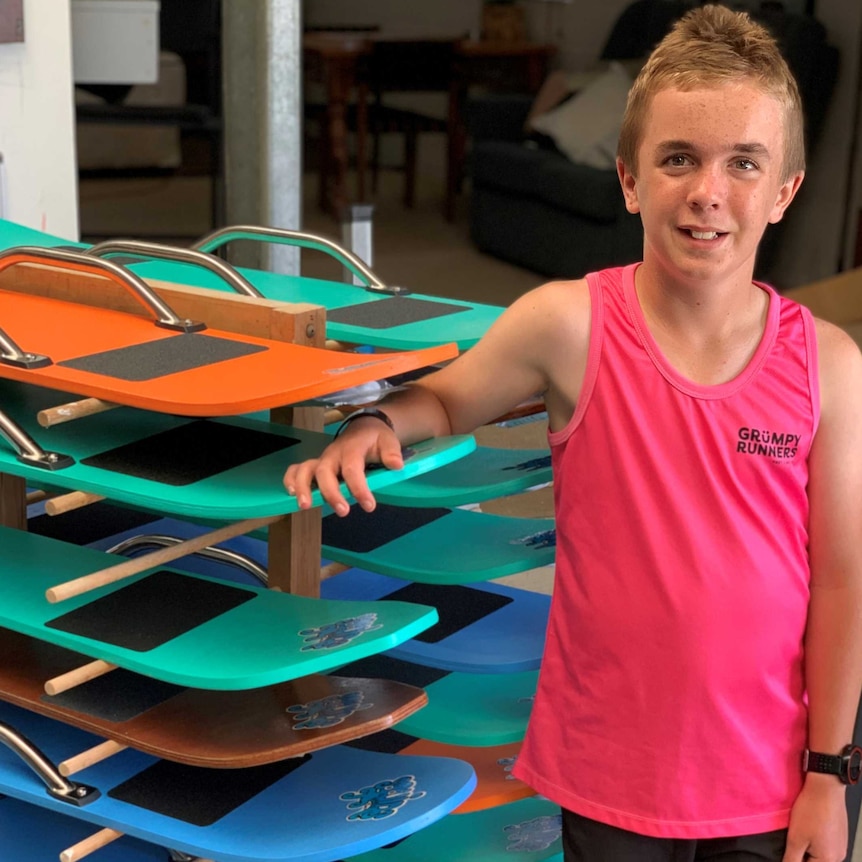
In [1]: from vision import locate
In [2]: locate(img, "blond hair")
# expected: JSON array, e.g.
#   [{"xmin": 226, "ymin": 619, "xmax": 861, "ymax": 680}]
[{"xmin": 617, "ymin": 4, "xmax": 805, "ymax": 180}]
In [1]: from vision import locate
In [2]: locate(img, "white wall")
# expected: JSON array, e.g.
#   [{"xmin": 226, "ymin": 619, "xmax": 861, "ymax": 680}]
[{"xmin": 0, "ymin": 0, "xmax": 78, "ymax": 238}]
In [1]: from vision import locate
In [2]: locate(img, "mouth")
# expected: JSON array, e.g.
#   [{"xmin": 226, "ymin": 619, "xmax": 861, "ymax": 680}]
[{"xmin": 681, "ymin": 228, "xmax": 725, "ymax": 241}]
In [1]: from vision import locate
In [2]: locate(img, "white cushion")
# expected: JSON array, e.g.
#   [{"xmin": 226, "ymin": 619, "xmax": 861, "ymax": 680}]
[{"xmin": 529, "ymin": 61, "xmax": 632, "ymax": 170}]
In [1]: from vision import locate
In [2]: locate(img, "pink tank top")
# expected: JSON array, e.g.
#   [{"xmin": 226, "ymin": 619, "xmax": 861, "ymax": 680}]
[{"xmin": 513, "ymin": 264, "xmax": 819, "ymax": 838}]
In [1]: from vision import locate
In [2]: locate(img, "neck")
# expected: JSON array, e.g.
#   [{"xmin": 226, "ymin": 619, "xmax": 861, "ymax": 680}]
[{"xmin": 633, "ymin": 263, "xmax": 770, "ymax": 385}]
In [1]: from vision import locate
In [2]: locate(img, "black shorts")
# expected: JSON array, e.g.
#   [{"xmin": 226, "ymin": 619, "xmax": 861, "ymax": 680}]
[{"xmin": 562, "ymin": 809, "xmax": 787, "ymax": 862}]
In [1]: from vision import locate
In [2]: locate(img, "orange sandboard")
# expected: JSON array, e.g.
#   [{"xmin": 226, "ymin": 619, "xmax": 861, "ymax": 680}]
[
  {"xmin": 382, "ymin": 736, "xmax": 531, "ymax": 814},
  {"xmin": 0, "ymin": 288, "xmax": 455, "ymax": 416},
  {"xmin": 0, "ymin": 627, "xmax": 428, "ymax": 769}
]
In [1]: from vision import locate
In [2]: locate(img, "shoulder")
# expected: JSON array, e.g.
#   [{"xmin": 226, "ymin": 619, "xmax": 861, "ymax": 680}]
[
  {"xmin": 812, "ymin": 317, "xmax": 862, "ymax": 423},
  {"xmin": 506, "ymin": 277, "xmax": 591, "ymax": 332},
  {"xmin": 505, "ymin": 277, "xmax": 592, "ymax": 352}
]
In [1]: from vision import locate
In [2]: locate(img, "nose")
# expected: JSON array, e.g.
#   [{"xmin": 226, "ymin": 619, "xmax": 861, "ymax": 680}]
[{"xmin": 686, "ymin": 164, "xmax": 727, "ymax": 210}]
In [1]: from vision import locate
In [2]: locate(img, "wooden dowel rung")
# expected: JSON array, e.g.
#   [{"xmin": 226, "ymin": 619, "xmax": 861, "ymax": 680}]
[
  {"xmin": 323, "ymin": 408, "xmax": 346, "ymax": 426},
  {"xmin": 25, "ymin": 489, "xmax": 54, "ymax": 505},
  {"xmin": 320, "ymin": 561, "xmax": 349, "ymax": 580},
  {"xmin": 59, "ymin": 739, "xmax": 127, "ymax": 777},
  {"xmin": 46, "ymin": 514, "xmax": 284, "ymax": 604},
  {"xmin": 60, "ymin": 827, "xmax": 124, "ymax": 862},
  {"xmin": 45, "ymin": 491, "xmax": 106, "ymax": 517},
  {"xmin": 37, "ymin": 397, "xmax": 118, "ymax": 428},
  {"xmin": 44, "ymin": 659, "xmax": 117, "ymax": 696}
]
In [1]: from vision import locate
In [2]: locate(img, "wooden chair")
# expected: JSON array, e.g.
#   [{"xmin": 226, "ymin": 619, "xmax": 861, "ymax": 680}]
[{"xmin": 367, "ymin": 38, "xmax": 457, "ymax": 209}]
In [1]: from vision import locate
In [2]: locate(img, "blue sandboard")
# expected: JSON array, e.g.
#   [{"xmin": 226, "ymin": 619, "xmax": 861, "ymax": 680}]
[
  {"xmin": 0, "ymin": 218, "xmax": 503, "ymax": 350},
  {"xmin": 346, "ymin": 729, "xmax": 531, "ymax": 815},
  {"xmin": 0, "ymin": 796, "xmax": 170, "ymax": 862},
  {"xmin": 333, "ymin": 655, "xmax": 537, "ymax": 747},
  {"xmin": 341, "ymin": 796, "xmax": 563, "ymax": 862},
  {"xmin": 63, "ymin": 515, "xmax": 552, "ymax": 674},
  {"xmin": 0, "ymin": 701, "xmax": 476, "ymax": 862},
  {"xmin": 0, "ymin": 379, "xmax": 474, "ymax": 521},
  {"xmin": 321, "ymin": 503, "xmax": 556, "ymax": 584},
  {"xmin": 0, "ymin": 525, "xmax": 438, "ymax": 690},
  {"xmin": 373, "ymin": 446, "xmax": 552, "ymax": 508}
]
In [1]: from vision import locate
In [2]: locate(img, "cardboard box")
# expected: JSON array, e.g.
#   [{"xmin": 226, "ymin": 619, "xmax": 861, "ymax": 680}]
[{"xmin": 784, "ymin": 267, "xmax": 862, "ymax": 348}]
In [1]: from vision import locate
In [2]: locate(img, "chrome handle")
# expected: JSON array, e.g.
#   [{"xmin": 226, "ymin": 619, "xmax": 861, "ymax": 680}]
[
  {"xmin": 107, "ymin": 533, "xmax": 268, "ymax": 586},
  {"xmin": 0, "ymin": 246, "xmax": 205, "ymax": 332},
  {"xmin": 0, "ymin": 408, "xmax": 73, "ymax": 469},
  {"xmin": 191, "ymin": 225, "xmax": 409, "ymax": 295},
  {"xmin": 0, "ymin": 720, "xmax": 99, "ymax": 806},
  {"xmin": 87, "ymin": 239, "xmax": 264, "ymax": 299}
]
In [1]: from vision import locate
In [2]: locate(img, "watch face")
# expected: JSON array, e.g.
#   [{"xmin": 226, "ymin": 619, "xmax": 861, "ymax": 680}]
[{"xmin": 846, "ymin": 746, "xmax": 862, "ymax": 785}]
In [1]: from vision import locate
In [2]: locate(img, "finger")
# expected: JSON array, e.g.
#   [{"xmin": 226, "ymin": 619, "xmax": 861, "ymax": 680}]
[
  {"xmin": 284, "ymin": 460, "xmax": 317, "ymax": 499},
  {"xmin": 314, "ymin": 460, "xmax": 352, "ymax": 516},
  {"xmin": 341, "ymin": 457, "xmax": 375, "ymax": 513},
  {"xmin": 780, "ymin": 840, "xmax": 808, "ymax": 862},
  {"xmin": 378, "ymin": 438, "xmax": 405, "ymax": 471}
]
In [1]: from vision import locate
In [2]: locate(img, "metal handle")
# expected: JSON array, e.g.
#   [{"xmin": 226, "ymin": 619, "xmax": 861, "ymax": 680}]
[
  {"xmin": 107, "ymin": 533, "xmax": 268, "ymax": 586},
  {"xmin": 0, "ymin": 246, "xmax": 205, "ymax": 332},
  {"xmin": 0, "ymin": 407, "xmax": 73, "ymax": 470},
  {"xmin": 191, "ymin": 225, "xmax": 410, "ymax": 295},
  {"xmin": 86, "ymin": 239, "xmax": 264, "ymax": 299},
  {"xmin": 0, "ymin": 720, "xmax": 99, "ymax": 806}
]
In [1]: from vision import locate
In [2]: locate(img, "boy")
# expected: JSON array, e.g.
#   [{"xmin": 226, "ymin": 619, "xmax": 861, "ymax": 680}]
[{"xmin": 285, "ymin": 6, "xmax": 862, "ymax": 860}]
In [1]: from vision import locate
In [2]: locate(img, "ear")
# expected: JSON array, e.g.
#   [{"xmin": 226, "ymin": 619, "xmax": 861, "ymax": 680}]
[
  {"xmin": 617, "ymin": 157, "xmax": 640, "ymax": 214},
  {"xmin": 768, "ymin": 171, "xmax": 804, "ymax": 225}
]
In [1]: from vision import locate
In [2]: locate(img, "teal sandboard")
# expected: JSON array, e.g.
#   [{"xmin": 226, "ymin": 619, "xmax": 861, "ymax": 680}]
[
  {"xmin": 372, "ymin": 445, "xmax": 552, "ymax": 508},
  {"xmin": 322, "ymin": 569, "xmax": 550, "ymax": 674},
  {"xmin": 334, "ymin": 654, "xmax": 537, "ymax": 747},
  {"xmin": 0, "ymin": 524, "xmax": 438, "ymax": 690},
  {"xmin": 50, "ymin": 514, "xmax": 551, "ymax": 674},
  {"xmin": 0, "ymin": 700, "xmax": 477, "ymax": 862},
  {"xmin": 0, "ymin": 218, "xmax": 504, "ymax": 350},
  {"xmin": 321, "ymin": 502, "xmax": 556, "ymax": 584},
  {"xmin": 340, "ymin": 795, "xmax": 563, "ymax": 862},
  {"xmin": 0, "ymin": 379, "xmax": 474, "ymax": 520},
  {"xmin": 0, "ymin": 797, "xmax": 171, "ymax": 862}
]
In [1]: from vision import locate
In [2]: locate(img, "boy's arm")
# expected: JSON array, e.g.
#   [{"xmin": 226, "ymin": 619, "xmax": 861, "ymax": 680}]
[
  {"xmin": 284, "ymin": 279, "xmax": 590, "ymax": 515},
  {"xmin": 784, "ymin": 320, "xmax": 862, "ymax": 862}
]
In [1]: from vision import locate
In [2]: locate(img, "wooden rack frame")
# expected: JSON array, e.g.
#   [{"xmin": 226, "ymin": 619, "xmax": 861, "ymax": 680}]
[{"xmin": 0, "ymin": 261, "xmax": 327, "ymax": 597}]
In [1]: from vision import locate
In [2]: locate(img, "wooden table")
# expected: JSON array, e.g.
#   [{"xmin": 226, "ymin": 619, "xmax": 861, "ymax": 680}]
[{"xmin": 303, "ymin": 34, "xmax": 555, "ymax": 220}]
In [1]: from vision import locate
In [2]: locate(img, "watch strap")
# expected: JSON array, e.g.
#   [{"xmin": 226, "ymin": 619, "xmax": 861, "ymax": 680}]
[
  {"xmin": 334, "ymin": 407, "xmax": 395, "ymax": 439},
  {"xmin": 803, "ymin": 745, "xmax": 862, "ymax": 785},
  {"xmin": 803, "ymin": 750, "xmax": 843, "ymax": 775}
]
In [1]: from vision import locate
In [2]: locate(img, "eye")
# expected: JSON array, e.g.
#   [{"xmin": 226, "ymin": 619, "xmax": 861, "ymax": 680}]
[
  {"xmin": 733, "ymin": 158, "xmax": 758, "ymax": 171},
  {"xmin": 665, "ymin": 154, "xmax": 691, "ymax": 167}
]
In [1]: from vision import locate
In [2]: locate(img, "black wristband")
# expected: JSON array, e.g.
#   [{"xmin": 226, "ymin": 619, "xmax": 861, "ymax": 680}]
[{"xmin": 334, "ymin": 407, "xmax": 395, "ymax": 439}]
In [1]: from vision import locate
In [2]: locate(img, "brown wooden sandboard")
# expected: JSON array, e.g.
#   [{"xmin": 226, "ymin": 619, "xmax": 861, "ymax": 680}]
[{"xmin": 0, "ymin": 627, "xmax": 428, "ymax": 768}]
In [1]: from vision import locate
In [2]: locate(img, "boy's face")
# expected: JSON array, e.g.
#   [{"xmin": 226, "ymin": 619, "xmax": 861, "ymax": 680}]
[{"xmin": 617, "ymin": 81, "xmax": 803, "ymax": 285}]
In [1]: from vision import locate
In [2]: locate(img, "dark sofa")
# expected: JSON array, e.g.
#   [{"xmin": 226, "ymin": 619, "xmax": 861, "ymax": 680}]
[{"xmin": 467, "ymin": 0, "xmax": 839, "ymax": 282}]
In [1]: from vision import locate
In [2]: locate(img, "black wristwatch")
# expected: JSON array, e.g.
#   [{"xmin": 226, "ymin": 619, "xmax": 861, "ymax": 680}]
[{"xmin": 802, "ymin": 745, "xmax": 862, "ymax": 785}]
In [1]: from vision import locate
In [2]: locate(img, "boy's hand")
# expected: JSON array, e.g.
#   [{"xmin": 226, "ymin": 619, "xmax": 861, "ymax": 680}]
[
  {"xmin": 283, "ymin": 419, "xmax": 404, "ymax": 517},
  {"xmin": 782, "ymin": 775, "xmax": 848, "ymax": 862}
]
